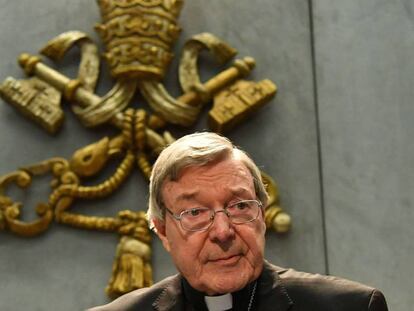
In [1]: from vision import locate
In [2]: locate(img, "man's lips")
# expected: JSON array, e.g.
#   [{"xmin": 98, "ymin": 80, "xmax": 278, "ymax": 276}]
[{"xmin": 209, "ymin": 254, "xmax": 242, "ymax": 265}]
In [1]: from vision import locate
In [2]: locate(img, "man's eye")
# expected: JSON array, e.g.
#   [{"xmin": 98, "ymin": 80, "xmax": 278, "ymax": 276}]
[
  {"xmin": 188, "ymin": 208, "xmax": 201, "ymax": 217},
  {"xmin": 234, "ymin": 201, "xmax": 250, "ymax": 210}
]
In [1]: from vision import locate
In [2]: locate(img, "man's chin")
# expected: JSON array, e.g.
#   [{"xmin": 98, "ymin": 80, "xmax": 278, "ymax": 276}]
[{"xmin": 184, "ymin": 259, "xmax": 262, "ymax": 294}]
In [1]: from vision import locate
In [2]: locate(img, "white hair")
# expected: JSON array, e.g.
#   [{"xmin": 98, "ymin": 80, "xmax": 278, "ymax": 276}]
[{"xmin": 147, "ymin": 132, "xmax": 268, "ymax": 227}]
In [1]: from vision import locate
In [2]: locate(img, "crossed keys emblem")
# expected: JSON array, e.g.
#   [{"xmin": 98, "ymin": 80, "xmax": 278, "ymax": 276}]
[{"xmin": 0, "ymin": 0, "xmax": 291, "ymax": 298}]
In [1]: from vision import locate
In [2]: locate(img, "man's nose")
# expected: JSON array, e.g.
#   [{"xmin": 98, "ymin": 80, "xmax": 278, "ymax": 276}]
[{"xmin": 208, "ymin": 210, "xmax": 235, "ymax": 242}]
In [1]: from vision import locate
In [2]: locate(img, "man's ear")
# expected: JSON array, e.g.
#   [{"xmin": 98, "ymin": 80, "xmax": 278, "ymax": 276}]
[{"xmin": 153, "ymin": 218, "xmax": 171, "ymax": 252}]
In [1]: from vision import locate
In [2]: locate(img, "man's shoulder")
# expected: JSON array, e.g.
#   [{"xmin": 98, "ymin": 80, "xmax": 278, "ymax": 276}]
[
  {"xmin": 86, "ymin": 274, "xmax": 181, "ymax": 311},
  {"xmin": 272, "ymin": 263, "xmax": 374, "ymax": 292},
  {"xmin": 264, "ymin": 261, "xmax": 388, "ymax": 310}
]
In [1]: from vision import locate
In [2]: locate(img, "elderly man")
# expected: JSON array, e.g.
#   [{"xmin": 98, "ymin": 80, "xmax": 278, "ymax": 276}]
[{"xmin": 89, "ymin": 132, "xmax": 388, "ymax": 311}]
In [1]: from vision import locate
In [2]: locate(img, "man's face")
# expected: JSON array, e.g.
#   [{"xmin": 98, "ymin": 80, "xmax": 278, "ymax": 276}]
[{"xmin": 154, "ymin": 156, "xmax": 266, "ymax": 295}]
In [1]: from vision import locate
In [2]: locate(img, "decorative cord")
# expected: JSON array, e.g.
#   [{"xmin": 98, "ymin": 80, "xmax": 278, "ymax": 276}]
[{"xmin": 247, "ymin": 281, "xmax": 257, "ymax": 311}]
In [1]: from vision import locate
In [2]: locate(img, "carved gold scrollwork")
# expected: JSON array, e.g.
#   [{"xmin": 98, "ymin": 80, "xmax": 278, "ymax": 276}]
[
  {"xmin": 40, "ymin": 31, "xmax": 100, "ymax": 93},
  {"xmin": 72, "ymin": 79, "xmax": 138, "ymax": 127},
  {"xmin": 179, "ymin": 32, "xmax": 238, "ymax": 97},
  {"xmin": 262, "ymin": 171, "xmax": 292, "ymax": 233},
  {"xmin": 139, "ymin": 56, "xmax": 258, "ymax": 126},
  {"xmin": 0, "ymin": 158, "xmax": 68, "ymax": 236}
]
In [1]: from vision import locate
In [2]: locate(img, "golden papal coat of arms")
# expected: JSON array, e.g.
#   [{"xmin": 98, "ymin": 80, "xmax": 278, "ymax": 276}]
[{"xmin": 0, "ymin": 0, "xmax": 291, "ymax": 298}]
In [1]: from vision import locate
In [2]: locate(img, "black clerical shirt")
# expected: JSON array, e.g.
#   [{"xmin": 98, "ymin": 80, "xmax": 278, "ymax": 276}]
[{"xmin": 181, "ymin": 277, "xmax": 258, "ymax": 311}]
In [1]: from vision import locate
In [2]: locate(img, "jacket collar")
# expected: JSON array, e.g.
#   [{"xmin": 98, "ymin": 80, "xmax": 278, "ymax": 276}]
[
  {"xmin": 152, "ymin": 274, "xmax": 184, "ymax": 311},
  {"xmin": 152, "ymin": 261, "xmax": 293, "ymax": 311},
  {"xmin": 256, "ymin": 261, "xmax": 293, "ymax": 311}
]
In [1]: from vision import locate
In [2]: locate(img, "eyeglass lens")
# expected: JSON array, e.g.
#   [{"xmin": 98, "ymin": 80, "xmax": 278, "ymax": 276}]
[{"xmin": 180, "ymin": 200, "xmax": 261, "ymax": 231}]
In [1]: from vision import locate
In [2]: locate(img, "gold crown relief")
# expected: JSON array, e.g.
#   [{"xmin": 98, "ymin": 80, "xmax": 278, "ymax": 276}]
[
  {"xmin": 97, "ymin": 0, "xmax": 184, "ymax": 20},
  {"xmin": 96, "ymin": 0, "xmax": 183, "ymax": 79}
]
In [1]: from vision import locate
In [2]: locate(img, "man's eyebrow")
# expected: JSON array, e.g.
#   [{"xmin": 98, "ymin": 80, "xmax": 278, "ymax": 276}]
[
  {"xmin": 229, "ymin": 187, "xmax": 252, "ymax": 196},
  {"xmin": 175, "ymin": 191, "xmax": 199, "ymax": 202}
]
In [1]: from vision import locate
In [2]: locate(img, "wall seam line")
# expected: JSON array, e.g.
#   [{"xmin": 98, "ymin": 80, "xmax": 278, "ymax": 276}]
[{"xmin": 307, "ymin": 0, "xmax": 330, "ymax": 275}]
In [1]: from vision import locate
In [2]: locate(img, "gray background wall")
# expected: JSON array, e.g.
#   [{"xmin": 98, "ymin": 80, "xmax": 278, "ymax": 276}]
[{"xmin": 0, "ymin": 1, "xmax": 412, "ymax": 310}]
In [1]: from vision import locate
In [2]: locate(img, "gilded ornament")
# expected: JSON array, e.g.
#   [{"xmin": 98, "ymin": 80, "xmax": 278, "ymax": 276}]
[{"xmin": 0, "ymin": 0, "xmax": 290, "ymax": 299}]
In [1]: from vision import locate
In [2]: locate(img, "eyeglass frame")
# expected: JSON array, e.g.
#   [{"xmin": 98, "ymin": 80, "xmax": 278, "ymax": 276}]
[{"xmin": 164, "ymin": 199, "xmax": 263, "ymax": 232}]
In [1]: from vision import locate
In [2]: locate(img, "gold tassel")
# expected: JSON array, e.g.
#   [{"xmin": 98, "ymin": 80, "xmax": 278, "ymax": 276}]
[{"xmin": 106, "ymin": 236, "xmax": 152, "ymax": 299}]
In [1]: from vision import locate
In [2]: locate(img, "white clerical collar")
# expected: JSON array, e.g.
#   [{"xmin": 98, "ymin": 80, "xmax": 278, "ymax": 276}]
[{"xmin": 204, "ymin": 293, "xmax": 232, "ymax": 311}]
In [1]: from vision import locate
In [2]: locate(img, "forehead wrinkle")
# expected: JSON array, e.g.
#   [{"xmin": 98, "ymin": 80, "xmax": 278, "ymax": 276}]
[
  {"xmin": 175, "ymin": 191, "xmax": 199, "ymax": 203},
  {"xmin": 176, "ymin": 186, "xmax": 252, "ymax": 204}
]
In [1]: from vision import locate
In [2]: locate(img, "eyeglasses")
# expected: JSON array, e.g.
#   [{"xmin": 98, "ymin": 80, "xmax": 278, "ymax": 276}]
[{"xmin": 165, "ymin": 199, "xmax": 262, "ymax": 232}]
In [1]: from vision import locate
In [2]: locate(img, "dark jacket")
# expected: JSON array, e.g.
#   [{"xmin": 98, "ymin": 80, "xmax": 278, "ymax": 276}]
[{"xmin": 87, "ymin": 261, "xmax": 388, "ymax": 311}]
